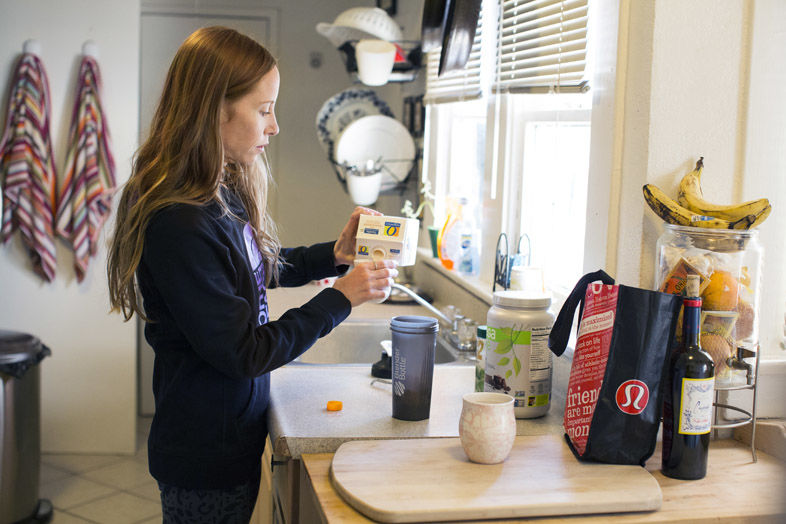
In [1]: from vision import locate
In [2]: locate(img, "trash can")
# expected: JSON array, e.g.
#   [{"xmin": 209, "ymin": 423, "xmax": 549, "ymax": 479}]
[{"xmin": 0, "ymin": 330, "xmax": 53, "ymax": 524}]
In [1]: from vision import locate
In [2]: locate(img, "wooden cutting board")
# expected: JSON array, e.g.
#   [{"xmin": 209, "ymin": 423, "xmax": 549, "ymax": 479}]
[{"xmin": 330, "ymin": 435, "xmax": 662, "ymax": 523}]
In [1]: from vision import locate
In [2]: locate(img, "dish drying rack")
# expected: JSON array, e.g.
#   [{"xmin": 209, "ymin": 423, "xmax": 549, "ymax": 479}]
[{"xmin": 331, "ymin": 155, "xmax": 417, "ymax": 192}]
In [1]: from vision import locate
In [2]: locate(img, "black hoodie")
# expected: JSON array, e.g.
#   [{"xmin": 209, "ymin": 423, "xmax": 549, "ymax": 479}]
[{"xmin": 137, "ymin": 188, "xmax": 350, "ymax": 488}]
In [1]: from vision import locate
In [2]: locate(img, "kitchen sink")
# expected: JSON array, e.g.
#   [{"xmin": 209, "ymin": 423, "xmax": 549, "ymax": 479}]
[{"xmin": 294, "ymin": 320, "xmax": 462, "ymax": 365}]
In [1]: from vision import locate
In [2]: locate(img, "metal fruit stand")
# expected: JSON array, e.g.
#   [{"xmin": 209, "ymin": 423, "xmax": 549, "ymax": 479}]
[{"xmin": 712, "ymin": 344, "xmax": 760, "ymax": 462}]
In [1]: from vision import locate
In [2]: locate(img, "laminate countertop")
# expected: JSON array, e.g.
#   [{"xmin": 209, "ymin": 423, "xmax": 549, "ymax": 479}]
[
  {"xmin": 266, "ymin": 286, "xmax": 568, "ymax": 459},
  {"xmin": 267, "ymin": 365, "xmax": 565, "ymax": 459}
]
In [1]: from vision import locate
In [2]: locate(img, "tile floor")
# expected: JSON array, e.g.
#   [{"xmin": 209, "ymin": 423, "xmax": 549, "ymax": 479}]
[{"xmin": 40, "ymin": 416, "xmax": 161, "ymax": 524}]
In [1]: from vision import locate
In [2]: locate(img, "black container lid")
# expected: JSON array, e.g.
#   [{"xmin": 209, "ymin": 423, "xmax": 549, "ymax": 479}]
[{"xmin": 0, "ymin": 330, "xmax": 43, "ymax": 365}]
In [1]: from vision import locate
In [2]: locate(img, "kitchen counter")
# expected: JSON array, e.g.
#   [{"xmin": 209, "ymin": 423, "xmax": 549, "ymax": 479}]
[
  {"xmin": 301, "ymin": 439, "xmax": 786, "ymax": 523},
  {"xmin": 268, "ymin": 365, "xmax": 564, "ymax": 459},
  {"xmin": 266, "ymin": 285, "xmax": 570, "ymax": 460}
]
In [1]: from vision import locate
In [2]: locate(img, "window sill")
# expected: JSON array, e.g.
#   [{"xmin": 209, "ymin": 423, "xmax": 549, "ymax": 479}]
[
  {"xmin": 417, "ymin": 247, "xmax": 494, "ymax": 307},
  {"xmin": 416, "ymin": 247, "xmax": 576, "ymax": 360}
]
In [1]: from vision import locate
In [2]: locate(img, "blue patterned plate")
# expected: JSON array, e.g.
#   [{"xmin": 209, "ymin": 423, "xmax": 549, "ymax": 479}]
[{"xmin": 316, "ymin": 88, "xmax": 394, "ymax": 171}]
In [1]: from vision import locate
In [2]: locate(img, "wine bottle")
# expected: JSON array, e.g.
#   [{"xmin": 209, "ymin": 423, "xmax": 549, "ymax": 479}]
[{"xmin": 662, "ymin": 274, "xmax": 715, "ymax": 480}]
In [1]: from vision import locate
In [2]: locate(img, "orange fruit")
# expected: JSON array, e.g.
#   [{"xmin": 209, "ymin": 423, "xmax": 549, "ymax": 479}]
[{"xmin": 701, "ymin": 270, "xmax": 739, "ymax": 311}]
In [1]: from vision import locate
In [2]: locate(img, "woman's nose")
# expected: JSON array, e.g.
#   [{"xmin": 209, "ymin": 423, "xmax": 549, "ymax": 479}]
[{"xmin": 267, "ymin": 116, "xmax": 279, "ymax": 136}]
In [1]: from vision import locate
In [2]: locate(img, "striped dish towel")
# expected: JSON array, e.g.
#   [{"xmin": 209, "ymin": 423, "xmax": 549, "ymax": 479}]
[
  {"xmin": 56, "ymin": 55, "xmax": 116, "ymax": 282},
  {"xmin": 0, "ymin": 53, "xmax": 58, "ymax": 282}
]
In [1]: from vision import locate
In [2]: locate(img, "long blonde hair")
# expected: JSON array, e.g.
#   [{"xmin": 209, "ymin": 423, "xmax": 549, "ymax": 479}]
[{"xmin": 108, "ymin": 26, "xmax": 281, "ymax": 321}]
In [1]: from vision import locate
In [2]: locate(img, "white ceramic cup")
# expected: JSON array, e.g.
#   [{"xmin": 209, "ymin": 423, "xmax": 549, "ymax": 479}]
[
  {"xmin": 355, "ymin": 39, "xmax": 396, "ymax": 86},
  {"xmin": 509, "ymin": 266, "xmax": 546, "ymax": 293},
  {"xmin": 346, "ymin": 171, "xmax": 383, "ymax": 206},
  {"xmin": 353, "ymin": 259, "xmax": 391, "ymax": 303},
  {"xmin": 459, "ymin": 392, "xmax": 516, "ymax": 464}
]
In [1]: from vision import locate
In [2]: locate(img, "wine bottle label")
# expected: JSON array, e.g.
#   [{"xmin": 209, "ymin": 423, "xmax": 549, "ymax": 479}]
[{"xmin": 678, "ymin": 377, "xmax": 714, "ymax": 434}]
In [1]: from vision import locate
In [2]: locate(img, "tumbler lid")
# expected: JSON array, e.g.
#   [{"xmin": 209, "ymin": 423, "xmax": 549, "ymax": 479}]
[{"xmin": 390, "ymin": 315, "xmax": 439, "ymax": 334}]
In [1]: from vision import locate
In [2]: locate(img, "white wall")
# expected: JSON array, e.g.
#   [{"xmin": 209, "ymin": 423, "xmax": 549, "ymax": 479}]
[
  {"xmin": 597, "ymin": 0, "xmax": 785, "ymax": 360},
  {"xmin": 0, "ymin": 0, "xmax": 140, "ymax": 453},
  {"xmin": 742, "ymin": 0, "xmax": 786, "ymax": 363}
]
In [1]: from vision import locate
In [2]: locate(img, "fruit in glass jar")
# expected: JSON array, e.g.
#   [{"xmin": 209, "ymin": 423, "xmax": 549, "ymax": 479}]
[
  {"xmin": 735, "ymin": 299, "xmax": 755, "ymax": 340},
  {"xmin": 702, "ymin": 270, "xmax": 740, "ymax": 311},
  {"xmin": 701, "ymin": 332, "xmax": 733, "ymax": 373}
]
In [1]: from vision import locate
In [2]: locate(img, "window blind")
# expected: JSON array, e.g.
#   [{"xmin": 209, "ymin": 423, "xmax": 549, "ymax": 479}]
[
  {"xmin": 494, "ymin": 0, "xmax": 589, "ymax": 93},
  {"xmin": 424, "ymin": 4, "xmax": 485, "ymax": 104}
]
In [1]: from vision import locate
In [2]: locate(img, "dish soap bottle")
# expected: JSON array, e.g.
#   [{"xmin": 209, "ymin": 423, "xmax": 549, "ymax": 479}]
[
  {"xmin": 438, "ymin": 197, "xmax": 478, "ymax": 274},
  {"xmin": 457, "ymin": 220, "xmax": 480, "ymax": 277}
]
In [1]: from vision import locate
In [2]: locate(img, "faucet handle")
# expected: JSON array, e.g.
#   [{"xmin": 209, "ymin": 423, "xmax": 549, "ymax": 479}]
[
  {"xmin": 456, "ymin": 317, "xmax": 477, "ymax": 352},
  {"xmin": 442, "ymin": 305, "xmax": 459, "ymax": 321}
]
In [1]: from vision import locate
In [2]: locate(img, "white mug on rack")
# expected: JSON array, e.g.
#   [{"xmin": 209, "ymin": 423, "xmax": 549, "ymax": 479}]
[
  {"xmin": 355, "ymin": 39, "xmax": 396, "ymax": 86},
  {"xmin": 346, "ymin": 171, "xmax": 382, "ymax": 206}
]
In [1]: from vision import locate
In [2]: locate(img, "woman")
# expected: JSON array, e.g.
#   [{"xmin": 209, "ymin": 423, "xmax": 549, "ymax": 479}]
[{"xmin": 107, "ymin": 26, "xmax": 396, "ymax": 522}]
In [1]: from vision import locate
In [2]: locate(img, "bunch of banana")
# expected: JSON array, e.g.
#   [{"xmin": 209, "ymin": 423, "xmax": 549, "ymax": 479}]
[{"xmin": 642, "ymin": 157, "xmax": 771, "ymax": 230}]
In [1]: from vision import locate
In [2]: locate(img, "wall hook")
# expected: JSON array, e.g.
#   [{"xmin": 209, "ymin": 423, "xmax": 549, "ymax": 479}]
[
  {"xmin": 23, "ymin": 39, "xmax": 42, "ymax": 56},
  {"xmin": 82, "ymin": 40, "xmax": 99, "ymax": 59}
]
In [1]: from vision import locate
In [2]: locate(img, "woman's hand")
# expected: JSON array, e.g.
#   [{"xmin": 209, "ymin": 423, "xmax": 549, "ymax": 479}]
[
  {"xmin": 333, "ymin": 206, "xmax": 382, "ymax": 267},
  {"xmin": 332, "ymin": 260, "xmax": 398, "ymax": 307}
]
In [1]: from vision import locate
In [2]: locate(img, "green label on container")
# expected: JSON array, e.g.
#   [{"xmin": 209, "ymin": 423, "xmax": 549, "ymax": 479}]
[{"xmin": 486, "ymin": 326, "xmax": 531, "ymax": 346}]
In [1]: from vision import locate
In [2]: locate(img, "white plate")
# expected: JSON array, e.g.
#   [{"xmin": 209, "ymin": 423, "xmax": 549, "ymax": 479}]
[
  {"xmin": 315, "ymin": 88, "xmax": 393, "ymax": 164},
  {"xmin": 335, "ymin": 115, "xmax": 415, "ymax": 187}
]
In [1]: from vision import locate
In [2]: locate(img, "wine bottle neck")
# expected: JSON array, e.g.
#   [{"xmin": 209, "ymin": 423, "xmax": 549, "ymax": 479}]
[{"xmin": 682, "ymin": 298, "xmax": 702, "ymax": 348}]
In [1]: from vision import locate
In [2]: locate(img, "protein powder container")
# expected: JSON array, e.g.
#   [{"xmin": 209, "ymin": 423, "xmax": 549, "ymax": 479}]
[
  {"xmin": 474, "ymin": 325, "xmax": 487, "ymax": 392},
  {"xmin": 484, "ymin": 291, "xmax": 554, "ymax": 418}
]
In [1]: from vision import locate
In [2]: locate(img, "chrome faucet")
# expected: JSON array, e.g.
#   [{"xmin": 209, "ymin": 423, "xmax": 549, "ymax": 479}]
[{"xmin": 390, "ymin": 283, "xmax": 477, "ymax": 352}]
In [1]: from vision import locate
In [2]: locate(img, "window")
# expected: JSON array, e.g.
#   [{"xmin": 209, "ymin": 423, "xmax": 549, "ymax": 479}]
[
  {"xmin": 508, "ymin": 94, "xmax": 591, "ymax": 295},
  {"xmin": 424, "ymin": 0, "xmax": 593, "ymax": 298},
  {"xmin": 428, "ymin": 100, "xmax": 487, "ymax": 225}
]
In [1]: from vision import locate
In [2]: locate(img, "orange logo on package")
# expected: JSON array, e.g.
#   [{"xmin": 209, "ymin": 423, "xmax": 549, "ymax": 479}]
[
  {"xmin": 358, "ymin": 246, "xmax": 369, "ymax": 255},
  {"xmin": 384, "ymin": 222, "xmax": 401, "ymax": 237}
]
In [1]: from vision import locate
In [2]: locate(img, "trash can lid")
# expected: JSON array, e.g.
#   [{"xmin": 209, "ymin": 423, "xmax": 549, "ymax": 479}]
[{"xmin": 0, "ymin": 330, "xmax": 43, "ymax": 365}]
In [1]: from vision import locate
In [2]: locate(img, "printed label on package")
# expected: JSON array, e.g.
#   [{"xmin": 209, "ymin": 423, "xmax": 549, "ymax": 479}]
[{"xmin": 564, "ymin": 284, "xmax": 619, "ymax": 454}]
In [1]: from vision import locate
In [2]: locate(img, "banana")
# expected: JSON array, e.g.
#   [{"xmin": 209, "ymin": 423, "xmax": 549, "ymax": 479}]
[
  {"xmin": 643, "ymin": 184, "xmax": 764, "ymax": 230},
  {"xmin": 740, "ymin": 203, "xmax": 771, "ymax": 229},
  {"xmin": 678, "ymin": 157, "xmax": 771, "ymax": 223}
]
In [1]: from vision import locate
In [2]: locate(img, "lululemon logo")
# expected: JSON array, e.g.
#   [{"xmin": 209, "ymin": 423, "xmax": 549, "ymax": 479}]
[{"xmin": 615, "ymin": 380, "xmax": 649, "ymax": 415}]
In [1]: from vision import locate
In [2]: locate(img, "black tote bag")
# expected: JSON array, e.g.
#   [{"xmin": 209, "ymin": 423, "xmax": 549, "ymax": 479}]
[{"xmin": 549, "ymin": 270, "xmax": 682, "ymax": 465}]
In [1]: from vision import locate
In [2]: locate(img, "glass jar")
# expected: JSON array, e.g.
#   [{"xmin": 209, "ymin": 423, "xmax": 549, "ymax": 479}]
[{"xmin": 655, "ymin": 224, "xmax": 763, "ymax": 386}]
